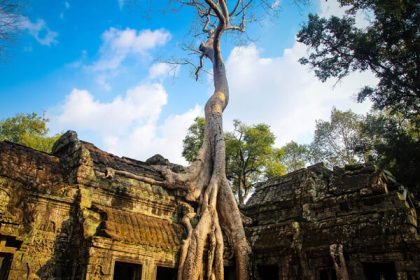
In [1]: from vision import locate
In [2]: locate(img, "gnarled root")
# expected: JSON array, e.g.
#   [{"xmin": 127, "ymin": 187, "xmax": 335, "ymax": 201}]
[
  {"xmin": 147, "ymin": 2, "xmax": 256, "ymax": 277},
  {"xmin": 156, "ymin": 79, "xmax": 250, "ymax": 279},
  {"xmin": 176, "ymin": 175, "xmax": 250, "ymax": 280}
]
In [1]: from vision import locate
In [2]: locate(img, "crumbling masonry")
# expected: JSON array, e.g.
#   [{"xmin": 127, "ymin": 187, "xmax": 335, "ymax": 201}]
[{"xmin": 0, "ymin": 131, "xmax": 419, "ymax": 279}]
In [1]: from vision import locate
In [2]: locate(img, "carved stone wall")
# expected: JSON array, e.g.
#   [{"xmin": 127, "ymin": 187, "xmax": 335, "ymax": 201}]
[
  {"xmin": 1, "ymin": 132, "xmax": 419, "ymax": 280},
  {"xmin": 0, "ymin": 131, "xmax": 188, "ymax": 280},
  {"xmin": 243, "ymin": 163, "xmax": 420, "ymax": 280}
]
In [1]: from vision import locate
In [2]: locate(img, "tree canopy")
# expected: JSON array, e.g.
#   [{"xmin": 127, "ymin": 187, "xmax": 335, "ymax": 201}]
[
  {"xmin": 298, "ymin": 0, "xmax": 419, "ymax": 197},
  {"xmin": 182, "ymin": 117, "xmax": 205, "ymax": 163},
  {"xmin": 279, "ymin": 141, "xmax": 309, "ymax": 173},
  {"xmin": 0, "ymin": 112, "xmax": 61, "ymax": 153},
  {"xmin": 182, "ymin": 117, "xmax": 285, "ymax": 205},
  {"xmin": 297, "ymin": 0, "xmax": 420, "ymax": 121},
  {"xmin": 225, "ymin": 120, "xmax": 285, "ymax": 205},
  {"xmin": 303, "ymin": 107, "xmax": 419, "ymax": 198},
  {"xmin": 309, "ymin": 108, "xmax": 365, "ymax": 168},
  {"xmin": 359, "ymin": 111, "xmax": 420, "ymax": 197}
]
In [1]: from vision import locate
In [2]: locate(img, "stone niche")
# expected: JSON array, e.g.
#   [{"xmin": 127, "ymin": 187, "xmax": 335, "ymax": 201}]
[{"xmin": 0, "ymin": 131, "xmax": 419, "ymax": 280}]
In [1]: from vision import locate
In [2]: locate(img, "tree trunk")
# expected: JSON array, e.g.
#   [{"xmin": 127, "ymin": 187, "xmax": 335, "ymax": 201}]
[
  {"xmin": 238, "ymin": 175, "xmax": 244, "ymax": 206},
  {"xmin": 155, "ymin": 29, "xmax": 251, "ymax": 280}
]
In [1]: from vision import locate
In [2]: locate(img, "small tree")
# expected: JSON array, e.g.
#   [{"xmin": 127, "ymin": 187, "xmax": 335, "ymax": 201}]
[
  {"xmin": 182, "ymin": 117, "xmax": 286, "ymax": 205},
  {"xmin": 309, "ymin": 108, "xmax": 364, "ymax": 168},
  {"xmin": 280, "ymin": 141, "xmax": 309, "ymax": 173},
  {"xmin": 225, "ymin": 120, "xmax": 285, "ymax": 205},
  {"xmin": 182, "ymin": 116, "xmax": 205, "ymax": 163},
  {"xmin": 0, "ymin": 112, "xmax": 61, "ymax": 153}
]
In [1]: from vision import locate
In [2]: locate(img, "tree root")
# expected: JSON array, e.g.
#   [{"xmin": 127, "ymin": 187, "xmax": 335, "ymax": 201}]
[{"xmin": 156, "ymin": 125, "xmax": 250, "ymax": 280}]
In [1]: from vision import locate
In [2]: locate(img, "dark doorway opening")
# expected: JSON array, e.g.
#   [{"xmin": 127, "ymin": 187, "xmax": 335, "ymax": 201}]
[
  {"xmin": 113, "ymin": 261, "xmax": 142, "ymax": 280},
  {"xmin": 258, "ymin": 265, "xmax": 279, "ymax": 280},
  {"xmin": 224, "ymin": 266, "xmax": 235, "ymax": 280},
  {"xmin": 156, "ymin": 266, "xmax": 177, "ymax": 280},
  {"xmin": 363, "ymin": 262, "xmax": 397, "ymax": 280},
  {"xmin": 0, "ymin": 253, "xmax": 13, "ymax": 280},
  {"xmin": 319, "ymin": 268, "xmax": 337, "ymax": 280}
]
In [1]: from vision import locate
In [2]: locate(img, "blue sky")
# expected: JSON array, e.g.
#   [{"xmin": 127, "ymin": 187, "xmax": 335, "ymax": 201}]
[{"xmin": 0, "ymin": 0, "xmax": 377, "ymax": 164}]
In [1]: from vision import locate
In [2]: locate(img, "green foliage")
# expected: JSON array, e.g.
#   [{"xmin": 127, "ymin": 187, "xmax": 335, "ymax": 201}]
[
  {"xmin": 298, "ymin": 0, "xmax": 420, "ymax": 196},
  {"xmin": 297, "ymin": 0, "xmax": 420, "ymax": 120},
  {"xmin": 359, "ymin": 111, "xmax": 420, "ymax": 197},
  {"xmin": 225, "ymin": 120, "xmax": 285, "ymax": 204},
  {"xmin": 307, "ymin": 107, "xmax": 419, "ymax": 197},
  {"xmin": 264, "ymin": 148, "xmax": 287, "ymax": 178},
  {"xmin": 0, "ymin": 112, "xmax": 61, "ymax": 153},
  {"xmin": 182, "ymin": 118, "xmax": 286, "ymax": 204},
  {"xmin": 182, "ymin": 116, "xmax": 205, "ymax": 162},
  {"xmin": 279, "ymin": 141, "xmax": 309, "ymax": 173},
  {"xmin": 309, "ymin": 108, "xmax": 364, "ymax": 168}
]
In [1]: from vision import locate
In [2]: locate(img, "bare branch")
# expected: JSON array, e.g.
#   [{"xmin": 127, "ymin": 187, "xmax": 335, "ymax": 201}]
[
  {"xmin": 0, "ymin": 0, "xmax": 23, "ymax": 57},
  {"xmin": 234, "ymin": 0, "xmax": 253, "ymax": 17},
  {"xmin": 226, "ymin": 8, "xmax": 246, "ymax": 32},
  {"xmin": 229, "ymin": 0, "xmax": 242, "ymax": 16},
  {"xmin": 204, "ymin": 0, "xmax": 226, "ymax": 25},
  {"xmin": 195, "ymin": 53, "xmax": 206, "ymax": 80},
  {"xmin": 201, "ymin": 8, "xmax": 212, "ymax": 33},
  {"xmin": 219, "ymin": 0, "xmax": 230, "ymax": 24}
]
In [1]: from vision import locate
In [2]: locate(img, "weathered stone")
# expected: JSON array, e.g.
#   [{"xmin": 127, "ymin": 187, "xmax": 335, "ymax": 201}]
[
  {"xmin": 0, "ymin": 132, "xmax": 187, "ymax": 280},
  {"xmin": 0, "ymin": 131, "xmax": 419, "ymax": 280},
  {"xmin": 243, "ymin": 164, "xmax": 420, "ymax": 280}
]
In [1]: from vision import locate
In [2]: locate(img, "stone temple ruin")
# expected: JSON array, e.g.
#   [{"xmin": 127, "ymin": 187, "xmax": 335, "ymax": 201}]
[{"xmin": 0, "ymin": 131, "xmax": 419, "ymax": 279}]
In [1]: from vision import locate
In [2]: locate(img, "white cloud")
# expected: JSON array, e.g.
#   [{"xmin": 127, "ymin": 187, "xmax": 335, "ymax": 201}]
[
  {"xmin": 107, "ymin": 105, "xmax": 202, "ymax": 164},
  {"xmin": 84, "ymin": 27, "xmax": 171, "ymax": 90},
  {"xmin": 319, "ymin": 0, "xmax": 372, "ymax": 28},
  {"xmin": 319, "ymin": 0, "xmax": 347, "ymax": 17},
  {"xmin": 272, "ymin": 0, "xmax": 281, "ymax": 9},
  {"xmin": 148, "ymin": 62, "xmax": 180, "ymax": 80},
  {"xmin": 50, "ymin": 82, "xmax": 201, "ymax": 164},
  {"xmin": 225, "ymin": 42, "xmax": 377, "ymax": 146},
  {"xmin": 90, "ymin": 28, "xmax": 171, "ymax": 72},
  {"xmin": 60, "ymin": 1, "xmax": 71, "ymax": 19},
  {"xmin": 54, "ymin": 83, "xmax": 167, "ymax": 135},
  {"xmin": 19, "ymin": 17, "xmax": 58, "ymax": 46}
]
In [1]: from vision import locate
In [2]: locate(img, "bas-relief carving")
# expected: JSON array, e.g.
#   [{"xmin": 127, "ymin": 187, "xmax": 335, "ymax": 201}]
[
  {"xmin": 0, "ymin": 188, "xmax": 10, "ymax": 213},
  {"xmin": 29, "ymin": 234, "xmax": 55, "ymax": 254}
]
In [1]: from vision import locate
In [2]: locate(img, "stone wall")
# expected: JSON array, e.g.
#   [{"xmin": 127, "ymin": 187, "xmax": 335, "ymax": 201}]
[
  {"xmin": 243, "ymin": 163, "xmax": 420, "ymax": 280},
  {"xmin": 0, "ymin": 131, "xmax": 187, "ymax": 280},
  {"xmin": 1, "ymin": 132, "xmax": 419, "ymax": 280}
]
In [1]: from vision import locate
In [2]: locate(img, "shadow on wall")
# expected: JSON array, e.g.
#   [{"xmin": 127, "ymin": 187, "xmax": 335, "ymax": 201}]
[
  {"xmin": 36, "ymin": 192, "xmax": 89, "ymax": 279},
  {"xmin": 111, "ymin": 185, "xmax": 134, "ymax": 209}
]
